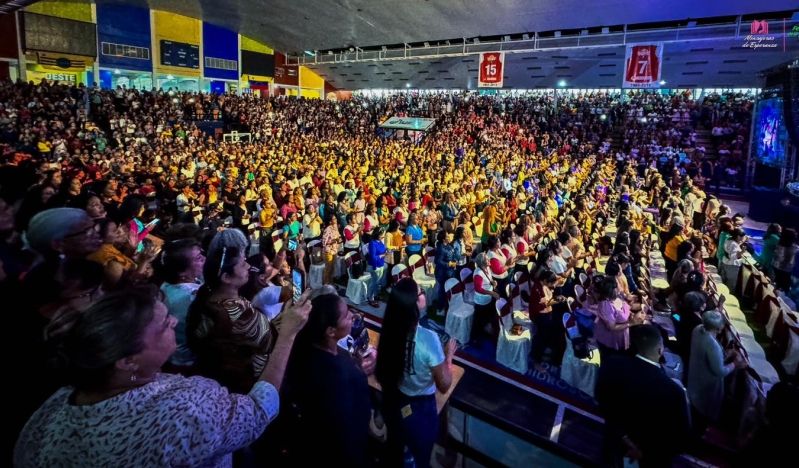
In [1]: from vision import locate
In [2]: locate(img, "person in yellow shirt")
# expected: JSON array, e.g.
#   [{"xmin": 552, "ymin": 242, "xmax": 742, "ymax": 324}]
[
  {"xmin": 663, "ymin": 217, "xmax": 687, "ymax": 279},
  {"xmin": 259, "ymin": 197, "xmax": 278, "ymax": 237}
]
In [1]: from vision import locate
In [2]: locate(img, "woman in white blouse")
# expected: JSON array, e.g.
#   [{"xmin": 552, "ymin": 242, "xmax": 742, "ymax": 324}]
[
  {"xmin": 14, "ymin": 286, "xmax": 312, "ymax": 467},
  {"xmin": 721, "ymin": 228, "xmax": 746, "ymax": 292}
]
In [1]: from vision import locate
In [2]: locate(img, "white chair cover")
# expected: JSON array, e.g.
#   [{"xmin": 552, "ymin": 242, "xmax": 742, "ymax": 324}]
[
  {"xmin": 506, "ymin": 283, "xmax": 532, "ymax": 329},
  {"xmin": 334, "ymin": 252, "xmax": 347, "ymax": 278},
  {"xmin": 444, "ymin": 278, "xmax": 474, "ymax": 345},
  {"xmin": 724, "ymin": 306, "xmax": 748, "ymax": 324},
  {"xmin": 730, "ymin": 319, "xmax": 755, "ymax": 339},
  {"xmin": 391, "ymin": 263, "xmax": 410, "ymax": 284},
  {"xmin": 561, "ymin": 335, "xmax": 601, "ymax": 397},
  {"xmin": 495, "ymin": 299, "xmax": 532, "ymax": 374},
  {"xmin": 409, "ymin": 254, "xmax": 436, "ymax": 313},
  {"xmin": 307, "ymin": 240, "xmax": 325, "ymax": 289},
  {"xmin": 739, "ymin": 335, "xmax": 767, "ymax": 360},
  {"xmin": 748, "ymin": 358, "xmax": 781, "ymax": 385},
  {"xmin": 344, "ymin": 251, "xmax": 371, "ymax": 305},
  {"xmin": 514, "ymin": 271, "xmax": 530, "ymax": 308},
  {"xmin": 460, "ymin": 267, "xmax": 475, "ymax": 305},
  {"xmin": 781, "ymin": 327, "xmax": 799, "ymax": 377}
]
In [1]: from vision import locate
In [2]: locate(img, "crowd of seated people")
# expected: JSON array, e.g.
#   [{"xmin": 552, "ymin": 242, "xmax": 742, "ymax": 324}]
[{"xmin": 0, "ymin": 76, "xmax": 791, "ymax": 468}]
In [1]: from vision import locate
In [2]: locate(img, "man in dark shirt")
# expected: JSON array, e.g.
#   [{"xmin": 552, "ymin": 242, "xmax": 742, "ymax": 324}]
[{"xmin": 595, "ymin": 325, "xmax": 691, "ymax": 468}]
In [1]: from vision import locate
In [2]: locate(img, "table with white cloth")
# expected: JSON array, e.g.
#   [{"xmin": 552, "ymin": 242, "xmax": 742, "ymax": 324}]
[{"xmin": 561, "ymin": 336, "xmax": 601, "ymax": 397}]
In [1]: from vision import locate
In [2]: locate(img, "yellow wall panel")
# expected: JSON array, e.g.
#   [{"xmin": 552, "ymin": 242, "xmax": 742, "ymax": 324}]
[
  {"xmin": 26, "ymin": 1, "xmax": 93, "ymax": 23},
  {"xmin": 153, "ymin": 11, "xmax": 201, "ymax": 77},
  {"xmin": 299, "ymin": 66, "xmax": 324, "ymax": 90},
  {"xmin": 300, "ymin": 89, "xmax": 321, "ymax": 99},
  {"xmin": 240, "ymin": 36, "xmax": 274, "ymax": 54}
]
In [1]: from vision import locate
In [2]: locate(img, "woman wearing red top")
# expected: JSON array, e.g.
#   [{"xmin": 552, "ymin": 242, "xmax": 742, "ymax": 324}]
[
  {"xmin": 529, "ymin": 271, "xmax": 564, "ymax": 373},
  {"xmin": 471, "ymin": 253, "xmax": 501, "ymax": 344},
  {"xmin": 487, "ymin": 236, "xmax": 515, "ymax": 298}
]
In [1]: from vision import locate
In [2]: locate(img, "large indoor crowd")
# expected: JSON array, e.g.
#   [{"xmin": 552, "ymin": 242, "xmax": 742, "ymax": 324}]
[{"xmin": 1, "ymin": 77, "xmax": 796, "ymax": 468}]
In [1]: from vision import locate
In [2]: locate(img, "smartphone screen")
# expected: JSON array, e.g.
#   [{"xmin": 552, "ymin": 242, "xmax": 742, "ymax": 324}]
[
  {"xmin": 292, "ymin": 268, "xmax": 304, "ymax": 304},
  {"xmin": 288, "ymin": 239, "xmax": 298, "ymax": 251}
]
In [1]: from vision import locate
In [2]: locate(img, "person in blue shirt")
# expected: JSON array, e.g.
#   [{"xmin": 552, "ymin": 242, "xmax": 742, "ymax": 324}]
[
  {"xmin": 405, "ymin": 212, "xmax": 425, "ymax": 257},
  {"xmin": 434, "ymin": 231, "xmax": 459, "ymax": 314},
  {"xmin": 283, "ymin": 211, "xmax": 301, "ymax": 241},
  {"xmin": 366, "ymin": 228, "xmax": 388, "ymax": 308},
  {"xmin": 376, "ymin": 278, "xmax": 455, "ymax": 468}
]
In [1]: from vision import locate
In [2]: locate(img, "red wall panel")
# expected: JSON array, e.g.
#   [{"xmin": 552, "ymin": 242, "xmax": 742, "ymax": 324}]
[
  {"xmin": 0, "ymin": 13, "xmax": 20, "ymax": 60},
  {"xmin": 273, "ymin": 52, "xmax": 298, "ymax": 87}
]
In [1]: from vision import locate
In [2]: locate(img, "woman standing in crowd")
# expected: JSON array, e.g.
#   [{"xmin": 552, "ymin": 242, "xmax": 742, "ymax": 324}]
[
  {"xmin": 366, "ymin": 228, "xmax": 388, "ymax": 308},
  {"xmin": 283, "ymin": 288, "xmax": 373, "ymax": 466},
  {"xmin": 486, "ymin": 235, "xmax": 514, "ymax": 298},
  {"xmin": 343, "ymin": 213, "xmax": 362, "ymax": 254},
  {"xmin": 155, "ymin": 239, "xmax": 206, "ymax": 369},
  {"xmin": 322, "ymin": 217, "xmax": 343, "ymax": 285},
  {"xmin": 14, "ymin": 287, "xmax": 312, "ymax": 467},
  {"xmin": 376, "ymin": 278, "xmax": 455, "ymax": 468},
  {"xmin": 434, "ymin": 230, "xmax": 459, "ymax": 313},
  {"xmin": 594, "ymin": 276, "xmax": 643, "ymax": 356},
  {"xmin": 187, "ymin": 246, "xmax": 275, "ymax": 393},
  {"xmin": 471, "ymin": 253, "xmax": 500, "ymax": 344},
  {"xmin": 772, "ymin": 228, "xmax": 798, "ymax": 291},
  {"xmin": 529, "ymin": 271, "xmax": 563, "ymax": 373},
  {"xmin": 687, "ymin": 311, "xmax": 745, "ymax": 429},
  {"xmin": 720, "ymin": 228, "xmax": 746, "ymax": 292},
  {"xmin": 756, "ymin": 223, "xmax": 781, "ymax": 277}
]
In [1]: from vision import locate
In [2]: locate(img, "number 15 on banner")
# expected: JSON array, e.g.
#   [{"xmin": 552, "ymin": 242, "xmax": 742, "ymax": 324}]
[{"xmin": 478, "ymin": 52, "xmax": 505, "ymax": 88}]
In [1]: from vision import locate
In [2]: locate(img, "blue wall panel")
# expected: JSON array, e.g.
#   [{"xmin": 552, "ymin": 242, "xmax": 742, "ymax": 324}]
[
  {"xmin": 202, "ymin": 22, "xmax": 238, "ymax": 80},
  {"xmin": 96, "ymin": 4, "xmax": 152, "ymax": 72}
]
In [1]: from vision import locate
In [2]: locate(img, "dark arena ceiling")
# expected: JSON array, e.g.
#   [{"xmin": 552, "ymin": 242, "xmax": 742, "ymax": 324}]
[
  {"xmin": 3, "ymin": 1, "xmax": 798, "ymax": 88},
  {"xmin": 93, "ymin": 0, "xmax": 798, "ymax": 53}
]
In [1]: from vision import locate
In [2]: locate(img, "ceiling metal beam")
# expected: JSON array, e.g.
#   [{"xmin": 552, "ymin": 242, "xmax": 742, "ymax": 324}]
[{"xmin": 287, "ymin": 18, "xmax": 791, "ymax": 66}]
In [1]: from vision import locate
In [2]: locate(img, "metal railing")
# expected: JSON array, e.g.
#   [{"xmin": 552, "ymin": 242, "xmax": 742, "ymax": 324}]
[{"xmin": 287, "ymin": 17, "xmax": 795, "ymax": 66}]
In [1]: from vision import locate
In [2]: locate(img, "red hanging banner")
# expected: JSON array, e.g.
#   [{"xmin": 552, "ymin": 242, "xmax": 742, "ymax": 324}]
[
  {"xmin": 478, "ymin": 52, "xmax": 504, "ymax": 88},
  {"xmin": 622, "ymin": 43, "xmax": 663, "ymax": 89}
]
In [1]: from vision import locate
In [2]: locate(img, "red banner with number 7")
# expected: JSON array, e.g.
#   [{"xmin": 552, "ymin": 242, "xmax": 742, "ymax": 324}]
[
  {"xmin": 478, "ymin": 52, "xmax": 505, "ymax": 88},
  {"xmin": 623, "ymin": 43, "xmax": 663, "ymax": 89}
]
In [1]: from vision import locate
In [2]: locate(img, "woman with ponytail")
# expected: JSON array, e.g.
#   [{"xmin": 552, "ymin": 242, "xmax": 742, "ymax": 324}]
[
  {"xmin": 282, "ymin": 288, "xmax": 373, "ymax": 466},
  {"xmin": 376, "ymin": 278, "xmax": 455, "ymax": 468}
]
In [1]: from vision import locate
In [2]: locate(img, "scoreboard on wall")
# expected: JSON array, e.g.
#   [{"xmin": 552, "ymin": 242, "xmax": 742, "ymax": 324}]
[{"xmin": 160, "ymin": 40, "xmax": 200, "ymax": 69}]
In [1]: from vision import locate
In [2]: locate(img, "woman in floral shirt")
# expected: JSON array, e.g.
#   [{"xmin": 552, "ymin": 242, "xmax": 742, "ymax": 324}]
[{"xmin": 15, "ymin": 286, "xmax": 311, "ymax": 468}]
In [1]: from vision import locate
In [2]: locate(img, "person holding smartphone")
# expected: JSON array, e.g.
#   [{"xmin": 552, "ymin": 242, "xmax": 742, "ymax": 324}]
[
  {"xmin": 376, "ymin": 278, "xmax": 455, "ymax": 468},
  {"xmin": 529, "ymin": 271, "xmax": 564, "ymax": 374}
]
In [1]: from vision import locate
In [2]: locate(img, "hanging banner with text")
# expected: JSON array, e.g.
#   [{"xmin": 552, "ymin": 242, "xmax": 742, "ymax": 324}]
[
  {"xmin": 478, "ymin": 52, "xmax": 505, "ymax": 88},
  {"xmin": 622, "ymin": 43, "xmax": 663, "ymax": 89}
]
